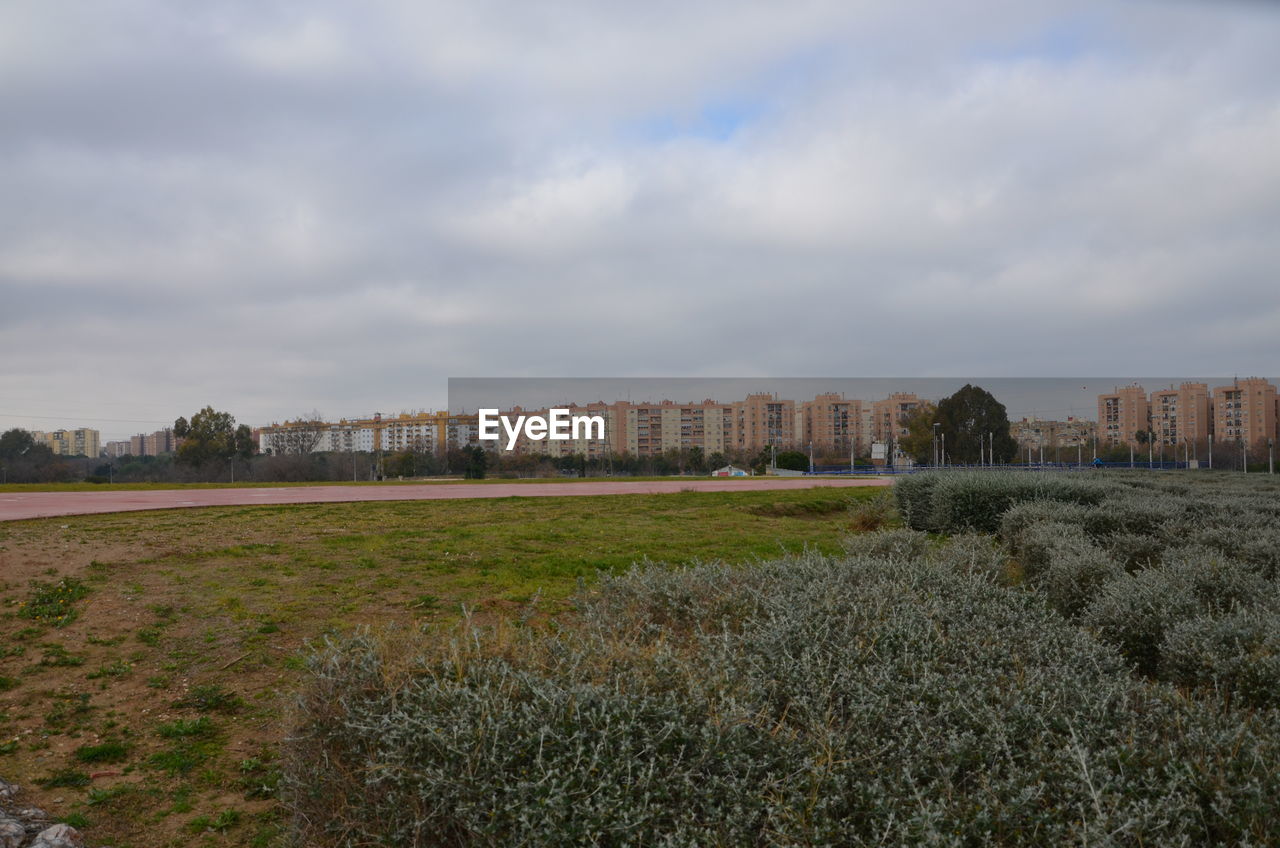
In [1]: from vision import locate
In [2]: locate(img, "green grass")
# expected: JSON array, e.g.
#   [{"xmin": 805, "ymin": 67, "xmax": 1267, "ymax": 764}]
[{"xmin": 0, "ymin": 484, "xmax": 879, "ymax": 848}]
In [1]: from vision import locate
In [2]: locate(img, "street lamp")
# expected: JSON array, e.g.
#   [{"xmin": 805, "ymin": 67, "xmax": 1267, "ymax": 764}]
[{"xmin": 933, "ymin": 423, "xmax": 939, "ymax": 468}]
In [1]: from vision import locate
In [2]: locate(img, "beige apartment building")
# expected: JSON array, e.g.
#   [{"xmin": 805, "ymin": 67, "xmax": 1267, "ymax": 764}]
[
  {"xmin": 620, "ymin": 400, "xmax": 732, "ymax": 457},
  {"xmin": 1098, "ymin": 385, "xmax": 1150, "ymax": 447},
  {"xmin": 1149, "ymin": 383, "xmax": 1211, "ymax": 447},
  {"xmin": 1213, "ymin": 377, "xmax": 1278, "ymax": 448},
  {"xmin": 802, "ymin": 393, "xmax": 866, "ymax": 457},
  {"xmin": 728, "ymin": 393, "xmax": 797, "ymax": 453},
  {"xmin": 870, "ymin": 393, "xmax": 921, "ymax": 444},
  {"xmin": 1011, "ymin": 417, "xmax": 1096, "ymax": 452},
  {"xmin": 33, "ymin": 428, "xmax": 101, "ymax": 457}
]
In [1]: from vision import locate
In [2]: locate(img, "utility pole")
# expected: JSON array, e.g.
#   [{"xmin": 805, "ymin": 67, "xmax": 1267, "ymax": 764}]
[
  {"xmin": 940, "ymin": 433, "xmax": 945, "ymax": 468},
  {"xmin": 1243, "ymin": 440, "xmax": 1248, "ymax": 474},
  {"xmin": 1209, "ymin": 433, "xmax": 1213, "ymax": 470},
  {"xmin": 933, "ymin": 423, "xmax": 939, "ymax": 467},
  {"xmin": 1270, "ymin": 438, "xmax": 1274, "ymax": 475}
]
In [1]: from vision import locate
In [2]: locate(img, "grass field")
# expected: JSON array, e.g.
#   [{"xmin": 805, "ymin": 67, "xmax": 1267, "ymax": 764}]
[{"xmin": 0, "ymin": 486, "xmax": 880, "ymax": 847}]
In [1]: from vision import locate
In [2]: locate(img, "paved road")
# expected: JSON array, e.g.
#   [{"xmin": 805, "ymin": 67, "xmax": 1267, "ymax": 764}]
[{"xmin": 0, "ymin": 477, "xmax": 891, "ymax": 522}]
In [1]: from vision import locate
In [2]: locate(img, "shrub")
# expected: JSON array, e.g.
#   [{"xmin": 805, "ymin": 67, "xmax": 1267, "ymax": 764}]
[
  {"xmin": 1082, "ymin": 555, "xmax": 1272, "ymax": 677},
  {"xmin": 1000, "ymin": 499, "xmax": 1091, "ymax": 546},
  {"xmin": 931, "ymin": 533, "xmax": 1009, "ymax": 580},
  {"xmin": 925, "ymin": 473, "xmax": 1106, "ymax": 534},
  {"xmin": 1039, "ymin": 549, "xmax": 1124, "ymax": 618},
  {"xmin": 893, "ymin": 474, "xmax": 943, "ymax": 531},
  {"xmin": 1162, "ymin": 608, "xmax": 1280, "ymax": 708},
  {"xmin": 1009, "ymin": 521, "xmax": 1096, "ymax": 581},
  {"xmin": 843, "ymin": 528, "xmax": 930, "ymax": 561},
  {"xmin": 847, "ymin": 489, "xmax": 897, "ymax": 531},
  {"xmin": 285, "ymin": 553, "xmax": 1280, "ymax": 846},
  {"xmin": 1105, "ymin": 531, "xmax": 1166, "ymax": 571}
]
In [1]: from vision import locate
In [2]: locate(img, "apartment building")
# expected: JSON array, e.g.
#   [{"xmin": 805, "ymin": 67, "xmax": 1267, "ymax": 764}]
[
  {"xmin": 870, "ymin": 393, "xmax": 921, "ymax": 444},
  {"xmin": 1149, "ymin": 383, "xmax": 1211, "ymax": 447},
  {"xmin": 32, "ymin": 428, "xmax": 101, "ymax": 457},
  {"xmin": 620, "ymin": 400, "xmax": 732, "ymax": 457},
  {"xmin": 802, "ymin": 393, "xmax": 865, "ymax": 456},
  {"xmin": 1011, "ymin": 417, "xmax": 1096, "ymax": 451},
  {"xmin": 1098, "ymin": 385, "xmax": 1150, "ymax": 447},
  {"xmin": 730, "ymin": 393, "xmax": 796, "ymax": 453},
  {"xmin": 1213, "ymin": 377, "xmax": 1277, "ymax": 448},
  {"xmin": 259, "ymin": 411, "xmax": 479, "ymax": 456}
]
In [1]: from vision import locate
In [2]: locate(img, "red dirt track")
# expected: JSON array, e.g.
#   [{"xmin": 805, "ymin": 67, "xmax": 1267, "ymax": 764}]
[{"xmin": 0, "ymin": 477, "xmax": 891, "ymax": 522}]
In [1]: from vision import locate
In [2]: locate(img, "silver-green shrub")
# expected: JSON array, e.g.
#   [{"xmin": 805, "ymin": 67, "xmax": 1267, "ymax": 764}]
[
  {"xmin": 1082, "ymin": 554, "xmax": 1272, "ymax": 676},
  {"xmin": 1162, "ymin": 608, "xmax": 1280, "ymax": 708},
  {"xmin": 286, "ymin": 552, "xmax": 1280, "ymax": 846}
]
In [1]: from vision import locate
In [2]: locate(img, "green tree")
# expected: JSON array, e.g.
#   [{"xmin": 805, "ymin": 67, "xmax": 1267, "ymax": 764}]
[
  {"xmin": 935, "ymin": 384, "xmax": 1018, "ymax": 464},
  {"xmin": 707, "ymin": 451, "xmax": 728, "ymax": 472},
  {"xmin": 774, "ymin": 450, "xmax": 810, "ymax": 472},
  {"xmin": 463, "ymin": 445, "xmax": 488, "ymax": 479},
  {"xmin": 175, "ymin": 407, "xmax": 252, "ymax": 467},
  {"xmin": 897, "ymin": 402, "xmax": 939, "ymax": 465}
]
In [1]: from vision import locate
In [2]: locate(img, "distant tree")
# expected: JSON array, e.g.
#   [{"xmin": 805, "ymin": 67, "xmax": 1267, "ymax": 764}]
[
  {"xmin": 897, "ymin": 402, "xmax": 939, "ymax": 465},
  {"xmin": 0, "ymin": 428, "xmax": 66, "ymax": 483},
  {"xmin": 934, "ymin": 385, "xmax": 1017, "ymax": 464},
  {"xmin": 685, "ymin": 446, "xmax": 706, "ymax": 474},
  {"xmin": 272, "ymin": 411, "xmax": 328, "ymax": 455},
  {"xmin": 463, "ymin": 445, "xmax": 488, "ymax": 479},
  {"xmin": 175, "ymin": 407, "xmax": 252, "ymax": 467},
  {"xmin": 0, "ymin": 428, "xmax": 39, "ymax": 460},
  {"xmin": 774, "ymin": 450, "xmax": 810, "ymax": 472},
  {"xmin": 707, "ymin": 451, "xmax": 728, "ymax": 472},
  {"xmin": 235, "ymin": 424, "xmax": 254, "ymax": 459}
]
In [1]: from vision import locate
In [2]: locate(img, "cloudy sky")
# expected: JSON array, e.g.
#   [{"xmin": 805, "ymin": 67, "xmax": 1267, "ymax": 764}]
[{"xmin": 2, "ymin": 1, "xmax": 1278, "ymax": 439}]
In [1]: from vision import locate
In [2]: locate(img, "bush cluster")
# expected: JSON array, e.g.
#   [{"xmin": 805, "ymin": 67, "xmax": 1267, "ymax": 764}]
[
  {"xmin": 286, "ymin": 543, "xmax": 1280, "ymax": 845},
  {"xmin": 956, "ymin": 473, "xmax": 1280, "ymax": 704}
]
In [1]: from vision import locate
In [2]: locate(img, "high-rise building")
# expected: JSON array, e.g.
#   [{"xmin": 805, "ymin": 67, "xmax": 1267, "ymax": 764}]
[
  {"xmin": 33, "ymin": 428, "xmax": 100, "ymax": 457},
  {"xmin": 1213, "ymin": 377, "xmax": 1277, "ymax": 449},
  {"xmin": 801, "ymin": 393, "xmax": 865, "ymax": 457},
  {"xmin": 870, "ymin": 393, "xmax": 921, "ymax": 444},
  {"xmin": 1098, "ymin": 385, "xmax": 1150, "ymax": 447},
  {"xmin": 1149, "ymin": 383, "xmax": 1211, "ymax": 447},
  {"xmin": 730, "ymin": 393, "xmax": 797, "ymax": 453}
]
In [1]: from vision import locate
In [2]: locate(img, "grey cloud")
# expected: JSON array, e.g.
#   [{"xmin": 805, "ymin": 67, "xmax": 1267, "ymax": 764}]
[{"xmin": 2, "ymin": 0, "xmax": 1278, "ymax": 439}]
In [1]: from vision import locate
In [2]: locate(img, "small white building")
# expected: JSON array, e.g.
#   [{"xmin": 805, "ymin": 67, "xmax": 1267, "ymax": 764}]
[{"xmin": 712, "ymin": 465, "xmax": 748, "ymax": 477}]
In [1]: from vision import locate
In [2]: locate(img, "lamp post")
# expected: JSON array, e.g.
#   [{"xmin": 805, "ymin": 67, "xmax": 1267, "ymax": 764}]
[{"xmin": 932, "ymin": 423, "xmax": 939, "ymax": 468}]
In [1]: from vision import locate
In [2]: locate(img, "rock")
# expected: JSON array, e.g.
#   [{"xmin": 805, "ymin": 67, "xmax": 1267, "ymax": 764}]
[
  {"xmin": 16, "ymin": 809, "xmax": 49, "ymax": 832},
  {"xmin": 30, "ymin": 822, "xmax": 86, "ymax": 848},
  {"xmin": 0, "ymin": 814, "xmax": 26, "ymax": 848},
  {"xmin": 0, "ymin": 780, "xmax": 16, "ymax": 801}
]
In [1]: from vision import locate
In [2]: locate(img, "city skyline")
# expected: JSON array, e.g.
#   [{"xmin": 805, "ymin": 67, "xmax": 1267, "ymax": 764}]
[{"xmin": 11, "ymin": 375, "xmax": 1280, "ymax": 444}]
